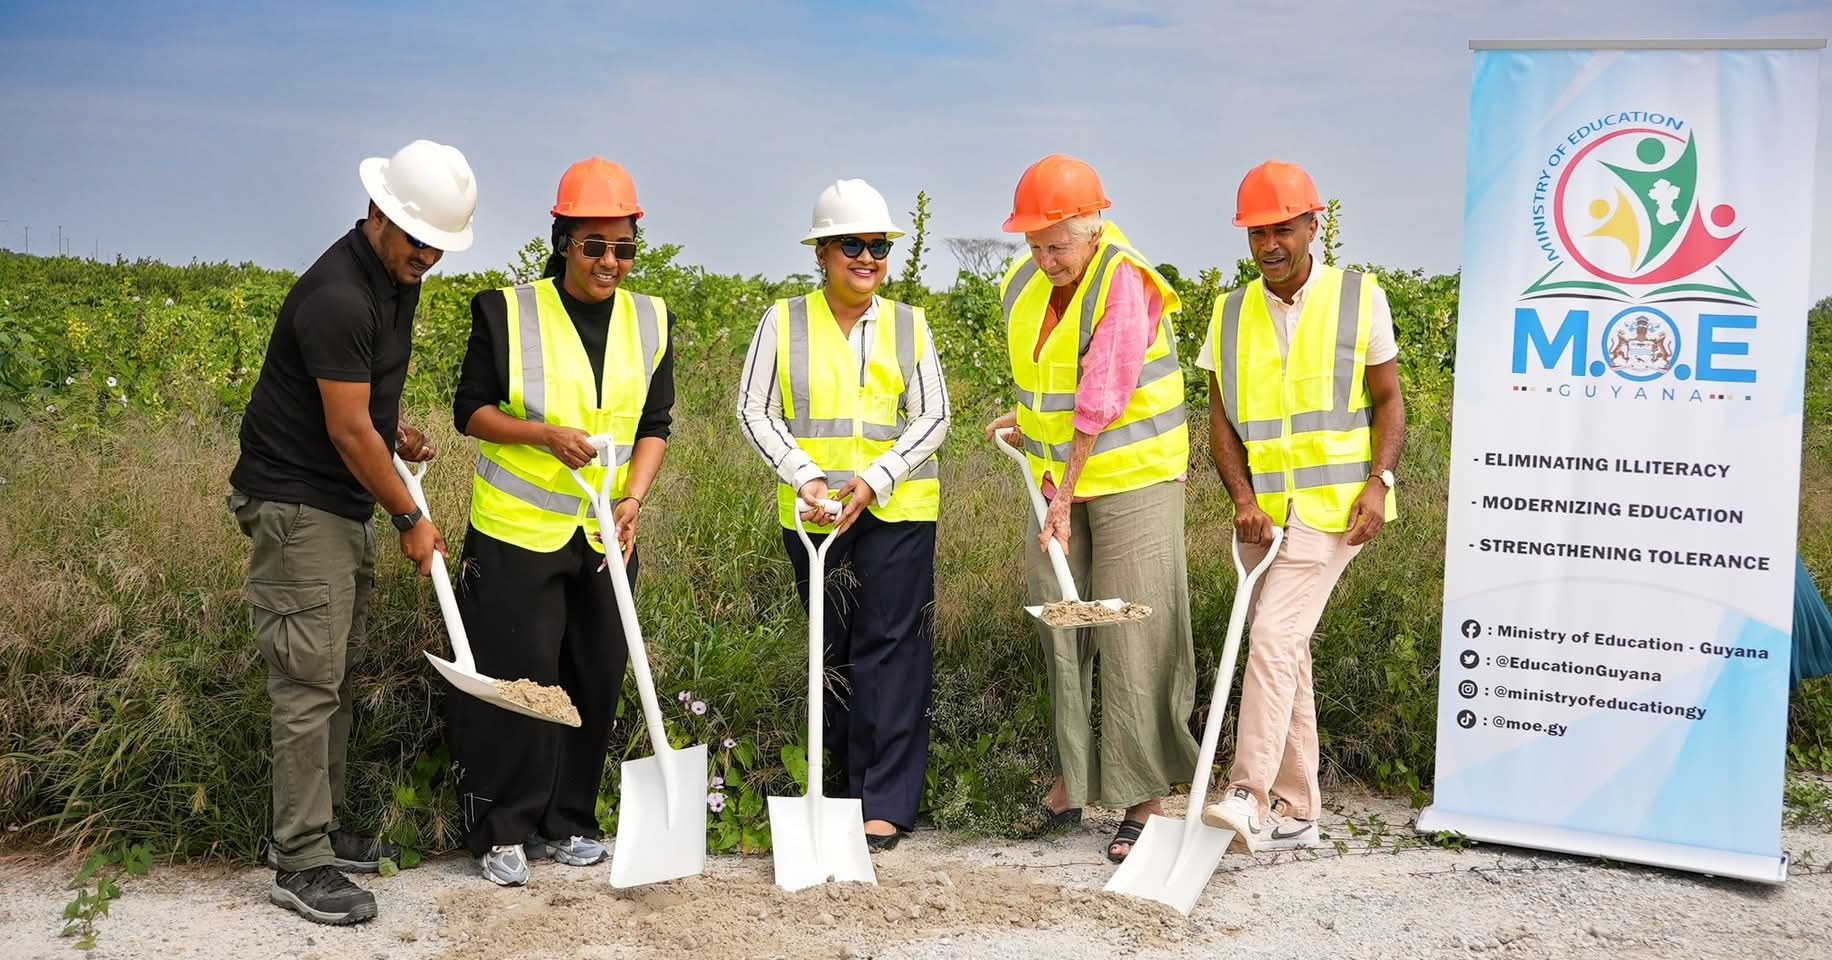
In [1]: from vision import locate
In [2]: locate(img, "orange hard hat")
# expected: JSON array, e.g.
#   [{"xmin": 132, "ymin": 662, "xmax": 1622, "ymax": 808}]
[
  {"xmin": 1234, "ymin": 160, "xmax": 1323, "ymax": 227},
  {"xmin": 551, "ymin": 157, "xmax": 644, "ymax": 220},
  {"xmin": 1001, "ymin": 154, "xmax": 1111, "ymax": 233}
]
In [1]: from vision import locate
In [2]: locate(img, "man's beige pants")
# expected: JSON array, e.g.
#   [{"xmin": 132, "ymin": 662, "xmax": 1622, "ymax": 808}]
[
  {"xmin": 233, "ymin": 496, "xmax": 375, "ymax": 872},
  {"xmin": 1226, "ymin": 508, "xmax": 1360, "ymax": 822},
  {"xmin": 1025, "ymin": 481, "xmax": 1198, "ymax": 810}
]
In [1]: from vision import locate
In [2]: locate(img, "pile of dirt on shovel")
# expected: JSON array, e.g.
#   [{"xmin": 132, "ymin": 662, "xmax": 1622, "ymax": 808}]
[
  {"xmin": 433, "ymin": 864, "xmax": 1197, "ymax": 959},
  {"xmin": 493, "ymin": 679, "xmax": 582, "ymax": 726},
  {"xmin": 1039, "ymin": 600, "xmax": 1153, "ymax": 627}
]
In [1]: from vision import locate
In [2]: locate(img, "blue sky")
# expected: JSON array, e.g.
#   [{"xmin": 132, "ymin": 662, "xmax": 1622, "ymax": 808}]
[{"xmin": 2, "ymin": 1, "xmax": 1829, "ymax": 295}]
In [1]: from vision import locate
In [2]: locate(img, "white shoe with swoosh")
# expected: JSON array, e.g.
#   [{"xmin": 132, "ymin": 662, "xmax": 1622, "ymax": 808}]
[{"xmin": 1260, "ymin": 817, "xmax": 1322, "ymax": 851}]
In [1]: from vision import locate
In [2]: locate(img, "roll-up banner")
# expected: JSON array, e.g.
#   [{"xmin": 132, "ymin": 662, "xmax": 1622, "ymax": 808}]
[{"xmin": 1418, "ymin": 39, "xmax": 1826, "ymax": 884}]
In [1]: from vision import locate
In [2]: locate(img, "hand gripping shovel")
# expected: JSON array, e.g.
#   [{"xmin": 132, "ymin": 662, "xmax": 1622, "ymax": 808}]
[
  {"xmin": 992, "ymin": 431, "xmax": 1149, "ymax": 628},
  {"xmin": 1104, "ymin": 526, "xmax": 1282, "ymax": 915},
  {"xmin": 391, "ymin": 455, "xmax": 581, "ymax": 727},
  {"xmin": 566, "ymin": 444, "xmax": 707, "ymax": 888},
  {"xmin": 768, "ymin": 499, "xmax": 875, "ymax": 892}
]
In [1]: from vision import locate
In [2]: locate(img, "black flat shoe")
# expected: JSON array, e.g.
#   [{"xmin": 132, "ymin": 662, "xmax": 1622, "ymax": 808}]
[{"xmin": 866, "ymin": 831, "xmax": 903, "ymax": 852}]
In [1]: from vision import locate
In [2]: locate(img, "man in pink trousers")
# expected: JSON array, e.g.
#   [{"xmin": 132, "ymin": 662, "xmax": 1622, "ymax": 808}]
[{"xmin": 1197, "ymin": 160, "xmax": 1407, "ymax": 853}]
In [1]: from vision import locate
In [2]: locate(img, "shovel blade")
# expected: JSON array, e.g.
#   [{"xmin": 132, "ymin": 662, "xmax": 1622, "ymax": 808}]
[
  {"xmin": 424, "ymin": 653, "xmax": 581, "ymax": 727},
  {"xmin": 1103, "ymin": 814, "xmax": 1234, "ymax": 915},
  {"xmin": 609, "ymin": 744, "xmax": 708, "ymax": 888},
  {"xmin": 766, "ymin": 794, "xmax": 875, "ymax": 892},
  {"xmin": 1023, "ymin": 597, "xmax": 1139, "ymax": 630}
]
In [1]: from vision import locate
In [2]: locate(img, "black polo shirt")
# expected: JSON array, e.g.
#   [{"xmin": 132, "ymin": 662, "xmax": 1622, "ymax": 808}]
[{"xmin": 230, "ymin": 222, "xmax": 417, "ymax": 520}]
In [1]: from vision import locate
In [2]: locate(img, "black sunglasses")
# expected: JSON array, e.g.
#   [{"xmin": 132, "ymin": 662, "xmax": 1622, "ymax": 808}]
[
  {"xmin": 829, "ymin": 236, "xmax": 893, "ymax": 260},
  {"xmin": 568, "ymin": 237, "xmax": 638, "ymax": 261},
  {"xmin": 404, "ymin": 233, "xmax": 437, "ymax": 251}
]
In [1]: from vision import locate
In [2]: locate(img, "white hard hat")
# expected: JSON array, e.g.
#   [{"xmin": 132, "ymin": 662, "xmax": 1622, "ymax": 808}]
[
  {"xmin": 359, "ymin": 139, "xmax": 478, "ymax": 252},
  {"xmin": 801, "ymin": 178, "xmax": 905, "ymax": 245}
]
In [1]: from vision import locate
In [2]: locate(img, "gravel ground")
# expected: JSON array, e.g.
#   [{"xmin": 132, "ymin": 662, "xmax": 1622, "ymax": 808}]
[{"xmin": 3, "ymin": 791, "xmax": 1827, "ymax": 960}]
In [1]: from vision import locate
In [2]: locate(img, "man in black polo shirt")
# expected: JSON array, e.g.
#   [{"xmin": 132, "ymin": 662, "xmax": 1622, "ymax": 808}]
[{"xmin": 228, "ymin": 139, "xmax": 477, "ymax": 926}]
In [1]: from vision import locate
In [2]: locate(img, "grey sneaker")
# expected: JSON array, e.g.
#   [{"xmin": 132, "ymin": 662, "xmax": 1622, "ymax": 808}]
[
  {"xmin": 529, "ymin": 834, "xmax": 607, "ymax": 866},
  {"xmin": 264, "ymin": 830, "xmax": 401, "ymax": 873},
  {"xmin": 269, "ymin": 866, "xmax": 377, "ymax": 926},
  {"xmin": 480, "ymin": 844, "xmax": 529, "ymax": 886}
]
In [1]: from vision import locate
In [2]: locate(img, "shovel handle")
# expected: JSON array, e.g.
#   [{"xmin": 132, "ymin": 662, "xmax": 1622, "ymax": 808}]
[
  {"xmin": 788, "ymin": 497, "xmax": 848, "ymax": 817},
  {"xmin": 791, "ymin": 507, "xmax": 832, "ymax": 811},
  {"xmin": 568, "ymin": 467, "xmax": 671, "ymax": 755},
  {"xmin": 1184, "ymin": 526, "xmax": 1283, "ymax": 832},
  {"xmin": 789, "ymin": 497, "xmax": 846, "ymax": 557},
  {"xmin": 568, "ymin": 465, "xmax": 682, "ymax": 824},
  {"xmin": 993, "ymin": 432, "xmax": 1082, "ymax": 603},
  {"xmin": 391, "ymin": 455, "xmax": 476, "ymax": 674},
  {"xmin": 584, "ymin": 433, "xmax": 623, "ymax": 467}
]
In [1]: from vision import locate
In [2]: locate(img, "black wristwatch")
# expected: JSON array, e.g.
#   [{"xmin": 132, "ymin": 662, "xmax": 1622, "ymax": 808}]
[{"xmin": 390, "ymin": 508, "xmax": 423, "ymax": 533}]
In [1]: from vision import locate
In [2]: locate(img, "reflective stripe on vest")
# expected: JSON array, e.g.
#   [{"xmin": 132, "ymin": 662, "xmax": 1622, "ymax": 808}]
[
  {"xmin": 1002, "ymin": 221, "xmax": 1188, "ymax": 499},
  {"xmin": 470, "ymin": 279, "xmax": 666, "ymax": 552},
  {"xmin": 774, "ymin": 292, "xmax": 940, "ymax": 529},
  {"xmin": 1210, "ymin": 266, "xmax": 1394, "ymax": 533}
]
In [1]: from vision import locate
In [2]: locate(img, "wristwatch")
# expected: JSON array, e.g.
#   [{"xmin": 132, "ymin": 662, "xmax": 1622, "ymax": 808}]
[
  {"xmin": 1372, "ymin": 469, "xmax": 1396, "ymax": 490},
  {"xmin": 390, "ymin": 507, "xmax": 423, "ymax": 533}
]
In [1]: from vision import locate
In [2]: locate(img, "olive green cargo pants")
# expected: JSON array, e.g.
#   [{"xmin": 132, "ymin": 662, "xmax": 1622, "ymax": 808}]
[{"xmin": 232, "ymin": 495, "xmax": 374, "ymax": 872}]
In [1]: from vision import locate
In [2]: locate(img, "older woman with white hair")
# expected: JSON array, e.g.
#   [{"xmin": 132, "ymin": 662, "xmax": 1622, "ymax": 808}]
[
  {"xmin": 986, "ymin": 154, "xmax": 1195, "ymax": 863},
  {"xmin": 736, "ymin": 178, "xmax": 951, "ymax": 851}
]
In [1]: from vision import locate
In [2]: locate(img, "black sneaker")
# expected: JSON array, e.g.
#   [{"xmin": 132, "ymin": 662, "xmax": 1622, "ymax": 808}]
[
  {"xmin": 269, "ymin": 866, "xmax": 377, "ymax": 926},
  {"xmin": 264, "ymin": 831, "xmax": 401, "ymax": 873}
]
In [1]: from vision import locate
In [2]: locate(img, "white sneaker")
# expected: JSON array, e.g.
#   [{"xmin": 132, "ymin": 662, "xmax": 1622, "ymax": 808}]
[
  {"xmin": 479, "ymin": 844, "xmax": 529, "ymax": 886},
  {"xmin": 1200, "ymin": 786, "xmax": 1265, "ymax": 853},
  {"xmin": 1259, "ymin": 817, "xmax": 1322, "ymax": 851}
]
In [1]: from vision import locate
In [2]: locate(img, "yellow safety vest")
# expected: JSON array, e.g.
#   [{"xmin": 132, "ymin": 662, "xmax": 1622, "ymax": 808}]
[
  {"xmin": 470, "ymin": 278, "xmax": 667, "ymax": 553},
  {"xmin": 1209, "ymin": 265, "xmax": 1396, "ymax": 533},
  {"xmin": 774, "ymin": 292, "xmax": 941, "ymax": 530},
  {"xmin": 1000, "ymin": 222, "xmax": 1187, "ymax": 499}
]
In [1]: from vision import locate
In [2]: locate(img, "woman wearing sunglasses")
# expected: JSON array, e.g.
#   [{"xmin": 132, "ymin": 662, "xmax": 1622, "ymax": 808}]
[
  {"xmin": 447, "ymin": 156, "xmax": 676, "ymax": 886},
  {"xmin": 736, "ymin": 178, "xmax": 951, "ymax": 851}
]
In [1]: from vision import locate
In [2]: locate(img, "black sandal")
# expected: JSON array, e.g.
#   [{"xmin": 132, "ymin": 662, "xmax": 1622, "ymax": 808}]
[
  {"xmin": 1015, "ymin": 803, "xmax": 1083, "ymax": 837},
  {"xmin": 1106, "ymin": 819, "xmax": 1146, "ymax": 863}
]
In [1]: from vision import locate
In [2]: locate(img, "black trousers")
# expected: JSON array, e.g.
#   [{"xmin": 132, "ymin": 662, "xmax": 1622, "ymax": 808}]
[
  {"xmin": 446, "ymin": 526, "xmax": 632, "ymax": 856},
  {"xmin": 782, "ymin": 510, "xmax": 936, "ymax": 831}
]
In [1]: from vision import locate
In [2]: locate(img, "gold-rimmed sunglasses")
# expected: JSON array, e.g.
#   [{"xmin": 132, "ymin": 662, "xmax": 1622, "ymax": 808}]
[{"xmin": 567, "ymin": 237, "xmax": 638, "ymax": 261}]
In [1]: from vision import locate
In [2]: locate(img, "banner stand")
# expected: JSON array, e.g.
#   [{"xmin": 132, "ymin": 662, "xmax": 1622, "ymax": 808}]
[
  {"xmin": 1418, "ymin": 37, "xmax": 1824, "ymax": 884},
  {"xmin": 1417, "ymin": 809, "xmax": 1788, "ymax": 885}
]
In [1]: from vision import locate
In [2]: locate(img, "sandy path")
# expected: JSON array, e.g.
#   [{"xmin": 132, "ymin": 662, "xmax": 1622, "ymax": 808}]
[{"xmin": 3, "ymin": 793, "xmax": 1827, "ymax": 959}]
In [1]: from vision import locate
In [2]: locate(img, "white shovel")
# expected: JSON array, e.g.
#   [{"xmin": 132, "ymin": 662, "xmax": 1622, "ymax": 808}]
[
  {"xmin": 1104, "ymin": 526, "xmax": 1282, "ymax": 915},
  {"xmin": 391, "ymin": 455, "xmax": 580, "ymax": 727},
  {"xmin": 991, "ymin": 431, "xmax": 1145, "ymax": 627},
  {"xmin": 768, "ymin": 498, "xmax": 875, "ymax": 892},
  {"xmin": 566, "ymin": 445, "xmax": 707, "ymax": 889}
]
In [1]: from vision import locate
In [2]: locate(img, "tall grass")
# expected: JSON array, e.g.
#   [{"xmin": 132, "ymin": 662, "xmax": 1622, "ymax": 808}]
[{"xmin": 9, "ymin": 361, "xmax": 1818, "ymax": 859}]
